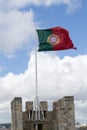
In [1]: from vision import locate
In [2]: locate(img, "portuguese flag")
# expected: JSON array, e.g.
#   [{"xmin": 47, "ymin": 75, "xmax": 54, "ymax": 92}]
[{"xmin": 36, "ymin": 26, "xmax": 76, "ymax": 51}]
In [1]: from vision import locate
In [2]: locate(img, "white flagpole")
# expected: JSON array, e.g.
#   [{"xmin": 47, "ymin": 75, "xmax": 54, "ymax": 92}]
[{"xmin": 34, "ymin": 28, "xmax": 39, "ymax": 130}]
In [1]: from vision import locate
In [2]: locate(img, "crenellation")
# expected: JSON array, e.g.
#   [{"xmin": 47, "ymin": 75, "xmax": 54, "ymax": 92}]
[
  {"xmin": 26, "ymin": 101, "xmax": 33, "ymax": 111},
  {"xmin": 40, "ymin": 101, "xmax": 48, "ymax": 111}
]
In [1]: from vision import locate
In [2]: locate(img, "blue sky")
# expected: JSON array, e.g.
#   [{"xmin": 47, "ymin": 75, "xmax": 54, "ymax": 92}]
[
  {"xmin": 0, "ymin": 0, "xmax": 87, "ymax": 124},
  {"xmin": 0, "ymin": 0, "xmax": 86, "ymax": 76}
]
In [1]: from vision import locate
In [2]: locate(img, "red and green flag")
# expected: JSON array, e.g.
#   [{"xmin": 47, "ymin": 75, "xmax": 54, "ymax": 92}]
[{"xmin": 36, "ymin": 26, "xmax": 76, "ymax": 51}]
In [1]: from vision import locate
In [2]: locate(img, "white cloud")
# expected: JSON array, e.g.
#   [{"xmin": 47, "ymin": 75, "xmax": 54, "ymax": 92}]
[
  {"xmin": 0, "ymin": 52, "xmax": 87, "ymax": 123},
  {"xmin": 0, "ymin": 9, "xmax": 35, "ymax": 54},
  {"xmin": 0, "ymin": 0, "xmax": 82, "ymax": 12},
  {"xmin": 75, "ymin": 100, "xmax": 87, "ymax": 123},
  {"xmin": 66, "ymin": 0, "xmax": 82, "ymax": 13}
]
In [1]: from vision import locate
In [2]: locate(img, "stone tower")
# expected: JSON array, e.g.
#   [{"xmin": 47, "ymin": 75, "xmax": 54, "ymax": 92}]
[
  {"xmin": 11, "ymin": 96, "xmax": 75, "ymax": 130},
  {"xmin": 53, "ymin": 96, "xmax": 75, "ymax": 130},
  {"xmin": 11, "ymin": 97, "xmax": 23, "ymax": 130}
]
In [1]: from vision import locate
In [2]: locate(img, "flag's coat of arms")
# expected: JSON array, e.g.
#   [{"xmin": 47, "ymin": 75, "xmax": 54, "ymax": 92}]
[{"xmin": 47, "ymin": 34, "xmax": 60, "ymax": 46}]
